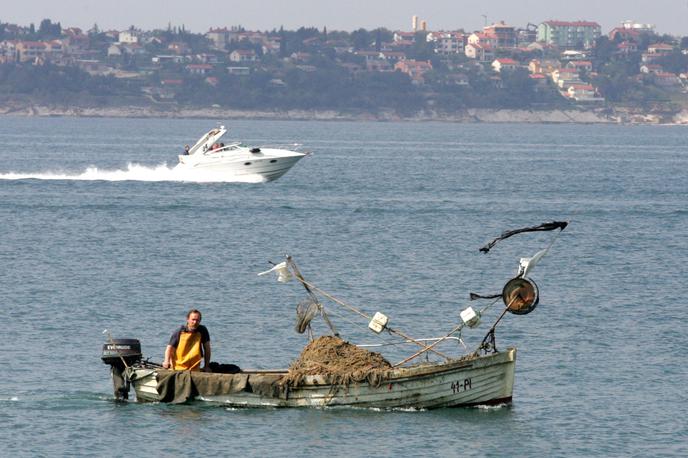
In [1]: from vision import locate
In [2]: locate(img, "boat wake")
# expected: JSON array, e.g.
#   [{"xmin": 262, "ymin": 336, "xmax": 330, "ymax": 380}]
[{"xmin": 0, "ymin": 163, "xmax": 266, "ymax": 183}]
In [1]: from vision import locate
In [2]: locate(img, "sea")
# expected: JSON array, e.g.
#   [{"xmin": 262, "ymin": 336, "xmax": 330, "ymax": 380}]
[{"xmin": 0, "ymin": 117, "xmax": 686, "ymax": 457}]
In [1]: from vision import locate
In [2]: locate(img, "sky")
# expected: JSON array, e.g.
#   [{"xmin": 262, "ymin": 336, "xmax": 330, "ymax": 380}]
[{"xmin": 2, "ymin": 0, "xmax": 688, "ymax": 36}]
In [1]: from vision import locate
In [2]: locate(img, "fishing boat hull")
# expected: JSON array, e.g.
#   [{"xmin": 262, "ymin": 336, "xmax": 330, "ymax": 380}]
[{"xmin": 127, "ymin": 348, "xmax": 516, "ymax": 409}]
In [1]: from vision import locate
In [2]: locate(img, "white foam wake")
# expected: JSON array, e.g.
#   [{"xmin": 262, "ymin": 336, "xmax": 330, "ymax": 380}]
[{"xmin": 0, "ymin": 163, "xmax": 266, "ymax": 183}]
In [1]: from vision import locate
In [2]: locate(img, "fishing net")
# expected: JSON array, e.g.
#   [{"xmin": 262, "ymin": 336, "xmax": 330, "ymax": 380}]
[
  {"xmin": 281, "ymin": 336, "xmax": 393, "ymax": 388},
  {"xmin": 294, "ymin": 298, "xmax": 319, "ymax": 334}
]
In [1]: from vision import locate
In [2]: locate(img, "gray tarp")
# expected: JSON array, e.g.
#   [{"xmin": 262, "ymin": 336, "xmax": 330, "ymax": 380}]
[{"xmin": 156, "ymin": 370, "xmax": 284, "ymax": 404}]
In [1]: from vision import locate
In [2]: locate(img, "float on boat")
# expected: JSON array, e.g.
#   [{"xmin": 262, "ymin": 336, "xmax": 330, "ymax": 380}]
[
  {"xmin": 175, "ymin": 125, "xmax": 307, "ymax": 182},
  {"xmin": 102, "ymin": 221, "xmax": 568, "ymax": 409}
]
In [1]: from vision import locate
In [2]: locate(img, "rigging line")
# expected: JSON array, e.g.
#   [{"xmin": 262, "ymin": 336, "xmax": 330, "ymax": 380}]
[
  {"xmin": 478, "ymin": 297, "xmax": 501, "ymax": 315},
  {"xmin": 297, "ymin": 277, "xmax": 370, "ymax": 320},
  {"xmin": 394, "ymin": 293, "xmax": 521, "ymax": 367},
  {"xmin": 322, "ymin": 305, "xmax": 395, "ymax": 344},
  {"xmin": 295, "ymin": 276, "xmax": 452, "ymax": 360}
]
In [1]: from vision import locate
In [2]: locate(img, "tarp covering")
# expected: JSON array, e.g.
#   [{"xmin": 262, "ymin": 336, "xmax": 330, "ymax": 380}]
[{"xmin": 156, "ymin": 370, "xmax": 283, "ymax": 404}]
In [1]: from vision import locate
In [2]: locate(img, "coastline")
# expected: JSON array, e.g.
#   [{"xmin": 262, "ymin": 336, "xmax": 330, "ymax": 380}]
[{"xmin": 1, "ymin": 104, "xmax": 687, "ymax": 125}]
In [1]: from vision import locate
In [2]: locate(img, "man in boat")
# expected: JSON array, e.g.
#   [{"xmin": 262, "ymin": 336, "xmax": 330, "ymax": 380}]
[
  {"xmin": 162, "ymin": 309, "xmax": 211, "ymax": 371},
  {"xmin": 183, "ymin": 145, "xmax": 190, "ymax": 155}
]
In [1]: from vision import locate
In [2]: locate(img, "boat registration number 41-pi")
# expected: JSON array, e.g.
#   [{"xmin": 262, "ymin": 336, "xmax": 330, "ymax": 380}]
[{"xmin": 451, "ymin": 378, "xmax": 472, "ymax": 394}]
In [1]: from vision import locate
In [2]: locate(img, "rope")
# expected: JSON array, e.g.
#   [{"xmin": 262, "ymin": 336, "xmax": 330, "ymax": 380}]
[{"xmin": 294, "ymin": 276, "xmax": 451, "ymax": 360}]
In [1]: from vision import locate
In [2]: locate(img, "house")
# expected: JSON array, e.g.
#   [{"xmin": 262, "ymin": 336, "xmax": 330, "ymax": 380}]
[
  {"xmin": 339, "ymin": 62, "xmax": 363, "ymax": 74},
  {"xmin": 206, "ymin": 28, "xmax": 230, "ymax": 48},
  {"xmin": 467, "ymin": 32, "xmax": 496, "ymax": 49},
  {"xmin": 640, "ymin": 64, "xmax": 663, "ymax": 74},
  {"xmin": 616, "ymin": 41, "xmax": 638, "ymax": 54},
  {"xmin": 195, "ymin": 53, "xmax": 220, "ymax": 64},
  {"xmin": 152, "ymin": 55, "xmax": 185, "ymax": 64},
  {"xmin": 608, "ymin": 27, "xmax": 641, "ymax": 43},
  {"xmin": 0, "ymin": 40, "xmax": 18, "ymax": 63},
  {"xmin": 394, "ymin": 59, "xmax": 433, "ymax": 83},
  {"xmin": 227, "ymin": 66, "xmax": 251, "ymax": 75},
  {"xmin": 652, "ymin": 72, "xmax": 680, "ymax": 86},
  {"xmin": 168, "ymin": 42, "xmax": 191, "ymax": 55},
  {"xmin": 378, "ymin": 51, "xmax": 406, "ymax": 63},
  {"xmin": 355, "ymin": 50, "xmax": 381, "ymax": 63},
  {"xmin": 289, "ymin": 52, "xmax": 311, "ymax": 62},
  {"xmin": 566, "ymin": 83, "xmax": 601, "ymax": 101},
  {"xmin": 15, "ymin": 41, "xmax": 47, "ymax": 62},
  {"xmin": 647, "ymin": 43, "xmax": 674, "ymax": 54},
  {"xmin": 482, "ymin": 21, "xmax": 517, "ymax": 49},
  {"xmin": 465, "ymin": 43, "xmax": 494, "ymax": 62},
  {"xmin": 120, "ymin": 43, "xmax": 146, "ymax": 56},
  {"xmin": 529, "ymin": 73, "xmax": 549, "ymax": 88},
  {"xmin": 537, "ymin": 20, "xmax": 601, "ymax": 49},
  {"xmin": 118, "ymin": 30, "xmax": 139, "ymax": 44},
  {"xmin": 528, "ymin": 58, "xmax": 561, "ymax": 75},
  {"xmin": 229, "ymin": 49, "xmax": 257, "ymax": 63},
  {"xmin": 426, "ymin": 32, "xmax": 464, "ymax": 55},
  {"xmin": 492, "ymin": 58, "xmax": 520, "ymax": 72},
  {"xmin": 551, "ymin": 67, "xmax": 581, "ymax": 87},
  {"xmin": 107, "ymin": 44, "xmax": 123, "ymax": 57},
  {"xmin": 446, "ymin": 72, "xmax": 470, "ymax": 86},
  {"xmin": 75, "ymin": 59, "xmax": 110, "ymax": 75},
  {"xmin": 609, "ymin": 20, "xmax": 654, "ymax": 41},
  {"xmin": 566, "ymin": 60, "xmax": 593, "ymax": 72},
  {"xmin": 185, "ymin": 64, "xmax": 214, "ymax": 75},
  {"xmin": 561, "ymin": 50, "xmax": 588, "ymax": 61},
  {"xmin": 393, "ymin": 31, "xmax": 416, "ymax": 43},
  {"xmin": 366, "ymin": 59, "xmax": 393, "ymax": 72},
  {"xmin": 642, "ymin": 44, "xmax": 675, "ymax": 63}
]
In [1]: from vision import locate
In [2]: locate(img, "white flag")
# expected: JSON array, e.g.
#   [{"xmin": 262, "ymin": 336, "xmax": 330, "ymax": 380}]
[{"xmin": 257, "ymin": 262, "xmax": 293, "ymax": 283}]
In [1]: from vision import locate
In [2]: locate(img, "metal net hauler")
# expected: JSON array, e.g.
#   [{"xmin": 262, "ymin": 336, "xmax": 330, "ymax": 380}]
[{"xmin": 102, "ymin": 220, "xmax": 568, "ymax": 408}]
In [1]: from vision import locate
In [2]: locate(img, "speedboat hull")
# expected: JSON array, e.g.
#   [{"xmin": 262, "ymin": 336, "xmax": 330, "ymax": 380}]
[
  {"xmin": 177, "ymin": 125, "xmax": 306, "ymax": 182},
  {"xmin": 126, "ymin": 348, "xmax": 516, "ymax": 409},
  {"xmin": 177, "ymin": 151, "xmax": 305, "ymax": 182}
]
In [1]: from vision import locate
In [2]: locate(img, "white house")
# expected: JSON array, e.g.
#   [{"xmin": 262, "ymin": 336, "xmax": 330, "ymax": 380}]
[{"xmin": 492, "ymin": 58, "xmax": 520, "ymax": 72}]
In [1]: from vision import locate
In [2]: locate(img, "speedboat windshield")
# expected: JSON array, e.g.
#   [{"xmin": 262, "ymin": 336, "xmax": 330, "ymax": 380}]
[{"xmin": 189, "ymin": 126, "xmax": 227, "ymax": 155}]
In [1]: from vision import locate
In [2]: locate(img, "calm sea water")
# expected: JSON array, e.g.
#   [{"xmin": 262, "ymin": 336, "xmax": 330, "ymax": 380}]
[{"xmin": 0, "ymin": 117, "xmax": 686, "ymax": 457}]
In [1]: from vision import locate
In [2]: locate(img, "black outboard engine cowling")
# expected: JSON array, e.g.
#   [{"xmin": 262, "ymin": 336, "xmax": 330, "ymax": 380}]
[{"xmin": 102, "ymin": 339, "xmax": 142, "ymax": 400}]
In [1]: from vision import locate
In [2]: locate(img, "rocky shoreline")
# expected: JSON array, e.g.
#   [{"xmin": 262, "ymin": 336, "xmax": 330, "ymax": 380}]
[{"xmin": 2, "ymin": 103, "xmax": 688, "ymax": 125}]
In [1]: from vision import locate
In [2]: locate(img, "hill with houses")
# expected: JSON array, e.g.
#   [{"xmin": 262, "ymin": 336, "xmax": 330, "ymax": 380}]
[{"xmin": 2, "ymin": 17, "xmax": 688, "ymax": 122}]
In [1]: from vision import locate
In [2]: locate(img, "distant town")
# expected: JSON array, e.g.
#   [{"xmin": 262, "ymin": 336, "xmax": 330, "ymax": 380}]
[{"xmin": 2, "ymin": 16, "xmax": 688, "ymax": 121}]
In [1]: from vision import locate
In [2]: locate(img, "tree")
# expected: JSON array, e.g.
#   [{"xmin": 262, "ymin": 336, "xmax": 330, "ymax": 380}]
[
  {"xmin": 593, "ymin": 36, "xmax": 616, "ymax": 68},
  {"xmin": 681, "ymin": 36, "xmax": 688, "ymax": 50},
  {"xmin": 350, "ymin": 29, "xmax": 371, "ymax": 50},
  {"xmin": 37, "ymin": 19, "xmax": 61, "ymax": 39},
  {"xmin": 656, "ymin": 50, "xmax": 688, "ymax": 74}
]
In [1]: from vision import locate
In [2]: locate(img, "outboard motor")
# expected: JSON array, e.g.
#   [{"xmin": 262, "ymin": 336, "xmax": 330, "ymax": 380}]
[{"xmin": 101, "ymin": 338, "xmax": 142, "ymax": 400}]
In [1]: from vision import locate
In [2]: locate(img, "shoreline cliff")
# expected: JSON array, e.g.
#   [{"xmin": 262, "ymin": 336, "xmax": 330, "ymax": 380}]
[{"xmin": 1, "ymin": 104, "xmax": 687, "ymax": 125}]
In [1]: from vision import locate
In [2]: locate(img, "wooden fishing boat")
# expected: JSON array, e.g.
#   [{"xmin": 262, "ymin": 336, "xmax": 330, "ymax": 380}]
[
  {"xmin": 102, "ymin": 221, "xmax": 568, "ymax": 409},
  {"xmin": 122, "ymin": 348, "xmax": 515, "ymax": 408}
]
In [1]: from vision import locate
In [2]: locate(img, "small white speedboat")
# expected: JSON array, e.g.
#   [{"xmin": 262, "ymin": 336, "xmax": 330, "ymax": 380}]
[{"xmin": 176, "ymin": 125, "xmax": 306, "ymax": 182}]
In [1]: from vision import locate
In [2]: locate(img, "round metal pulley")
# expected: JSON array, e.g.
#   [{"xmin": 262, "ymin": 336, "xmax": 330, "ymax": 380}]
[{"xmin": 502, "ymin": 277, "xmax": 539, "ymax": 315}]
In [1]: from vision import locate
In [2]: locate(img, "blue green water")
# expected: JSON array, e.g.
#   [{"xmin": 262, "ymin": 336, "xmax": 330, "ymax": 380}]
[{"xmin": 0, "ymin": 118, "xmax": 686, "ymax": 456}]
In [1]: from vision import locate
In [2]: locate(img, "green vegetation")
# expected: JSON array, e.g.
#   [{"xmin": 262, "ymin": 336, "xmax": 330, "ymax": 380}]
[{"xmin": 1, "ymin": 20, "xmax": 687, "ymax": 115}]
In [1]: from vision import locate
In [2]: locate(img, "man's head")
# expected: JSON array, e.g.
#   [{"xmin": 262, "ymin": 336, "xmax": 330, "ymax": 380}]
[{"xmin": 186, "ymin": 309, "xmax": 202, "ymax": 330}]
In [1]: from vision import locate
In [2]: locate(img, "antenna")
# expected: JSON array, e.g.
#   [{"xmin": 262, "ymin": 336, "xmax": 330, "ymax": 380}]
[{"xmin": 482, "ymin": 14, "xmax": 488, "ymax": 27}]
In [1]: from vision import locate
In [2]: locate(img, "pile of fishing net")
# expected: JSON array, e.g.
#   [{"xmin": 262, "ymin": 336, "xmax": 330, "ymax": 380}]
[{"xmin": 281, "ymin": 336, "xmax": 393, "ymax": 388}]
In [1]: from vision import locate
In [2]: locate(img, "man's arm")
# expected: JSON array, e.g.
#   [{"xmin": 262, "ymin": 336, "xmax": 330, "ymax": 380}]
[
  {"xmin": 203, "ymin": 341, "xmax": 211, "ymax": 370},
  {"xmin": 163, "ymin": 345, "xmax": 175, "ymax": 369}
]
